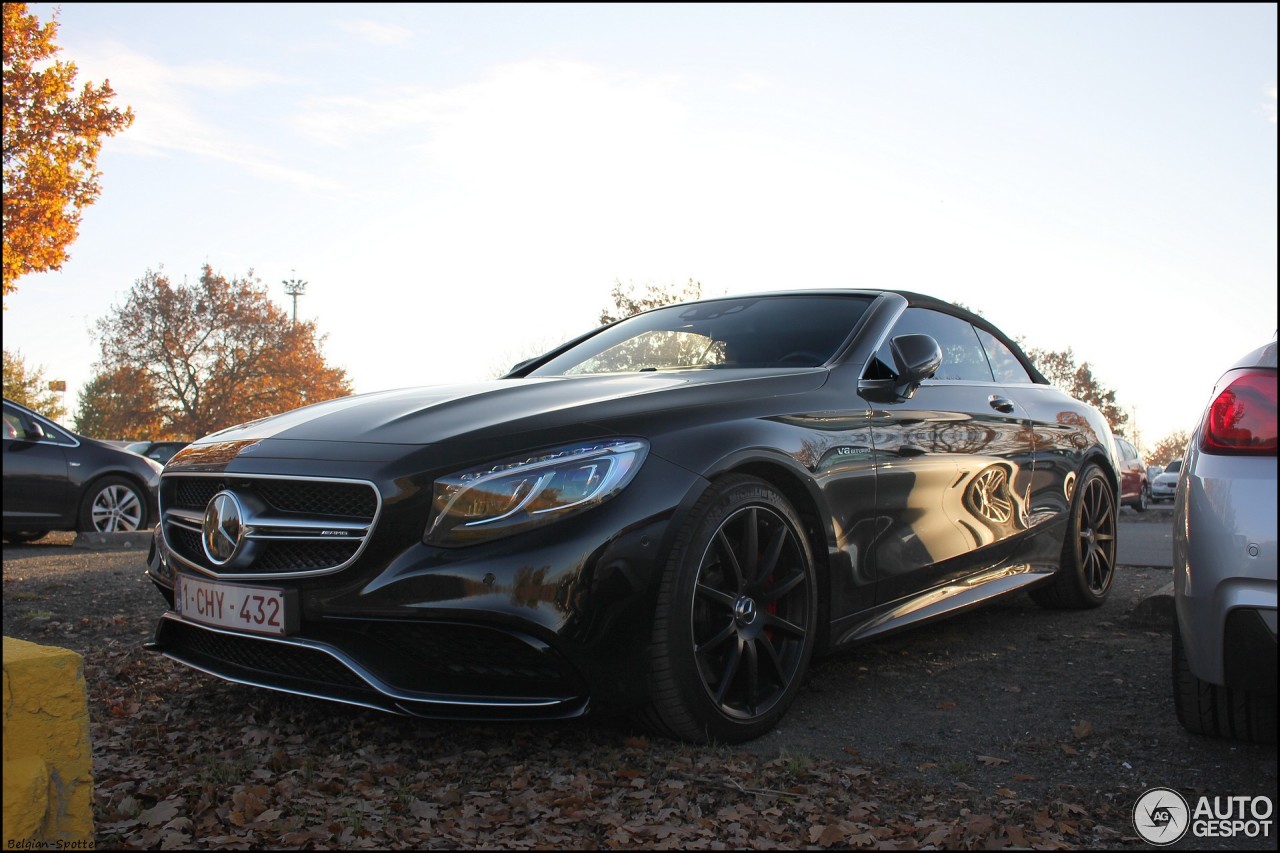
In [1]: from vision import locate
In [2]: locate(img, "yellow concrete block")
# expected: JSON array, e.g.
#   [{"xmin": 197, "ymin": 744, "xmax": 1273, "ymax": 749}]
[
  {"xmin": 3, "ymin": 755, "xmax": 50, "ymax": 840},
  {"xmin": 2, "ymin": 636, "xmax": 95, "ymax": 848}
]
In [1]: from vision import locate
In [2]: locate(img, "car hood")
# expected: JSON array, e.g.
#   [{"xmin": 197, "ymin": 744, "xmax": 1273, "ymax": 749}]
[{"xmin": 185, "ymin": 369, "xmax": 829, "ymax": 452}]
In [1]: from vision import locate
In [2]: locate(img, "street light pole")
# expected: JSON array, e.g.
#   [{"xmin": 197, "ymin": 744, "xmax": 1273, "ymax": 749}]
[{"xmin": 282, "ymin": 272, "xmax": 308, "ymax": 323}]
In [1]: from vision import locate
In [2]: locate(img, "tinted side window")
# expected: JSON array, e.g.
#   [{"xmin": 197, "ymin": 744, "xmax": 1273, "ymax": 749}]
[
  {"xmin": 877, "ymin": 308, "xmax": 993, "ymax": 382},
  {"xmin": 2, "ymin": 406, "xmax": 24, "ymax": 440},
  {"xmin": 2, "ymin": 405, "xmax": 76, "ymax": 446},
  {"xmin": 975, "ymin": 327, "xmax": 1033, "ymax": 384}
]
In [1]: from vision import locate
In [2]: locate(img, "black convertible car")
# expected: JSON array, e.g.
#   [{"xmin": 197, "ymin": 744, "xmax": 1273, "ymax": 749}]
[{"xmin": 146, "ymin": 290, "xmax": 1120, "ymax": 743}]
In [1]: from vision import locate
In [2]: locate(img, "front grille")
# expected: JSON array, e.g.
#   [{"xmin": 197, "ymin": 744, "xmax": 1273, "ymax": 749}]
[
  {"xmin": 254, "ymin": 540, "xmax": 362, "ymax": 572},
  {"xmin": 256, "ymin": 481, "xmax": 377, "ymax": 518},
  {"xmin": 169, "ymin": 477, "xmax": 376, "ymax": 519},
  {"xmin": 161, "ymin": 473, "xmax": 380, "ymax": 579},
  {"xmin": 175, "ymin": 478, "xmax": 221, "ymax": 509}
]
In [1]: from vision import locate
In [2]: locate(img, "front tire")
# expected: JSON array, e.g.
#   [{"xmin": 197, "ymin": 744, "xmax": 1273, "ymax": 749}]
[
  {"xmin": 1135, "ymin": 483, "xmax": 1149, "ymax": 513},
  {"xmin": 1031, "ymin": 463, "xmax": 1116, "ymax": 609},
  {"xmin": 642, "ymin": 475, "xmax": 817, "ymax": 743},
  {"xmin": 78, "ymin": 476, "xmax": 148, "ymax": 533}
]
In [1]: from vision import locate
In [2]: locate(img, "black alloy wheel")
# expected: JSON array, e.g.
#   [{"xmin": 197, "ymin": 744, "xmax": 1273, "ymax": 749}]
[
  {"xmin": 1031, "ymin": 463, "xmax": 1116, "ymax": 609},
  {"xmin": 643, "ymin": 475, "xmax": 817, "ymax": 743}
]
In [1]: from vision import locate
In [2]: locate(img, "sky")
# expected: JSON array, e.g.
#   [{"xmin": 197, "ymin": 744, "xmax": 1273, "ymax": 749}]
[{"xmin": 5, "ymin": 2, "xmax": 1277, "ymax": 452}]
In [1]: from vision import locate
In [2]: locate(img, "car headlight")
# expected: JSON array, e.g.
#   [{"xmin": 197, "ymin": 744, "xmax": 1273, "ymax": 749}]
[{"xmin": 425, "ymin": 438, "xmax": 649, "ymax": 546}]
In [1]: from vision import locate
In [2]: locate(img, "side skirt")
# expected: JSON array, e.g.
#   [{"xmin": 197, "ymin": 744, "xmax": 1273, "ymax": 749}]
[{"xmin": 828, "ymin": 563, "xmax": 1054, "ymax": 648}]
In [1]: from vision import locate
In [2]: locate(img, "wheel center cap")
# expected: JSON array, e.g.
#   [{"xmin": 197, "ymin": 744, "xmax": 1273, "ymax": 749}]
[{"xmin": 734, "ymin": 595, "xmax": 759, "ymax": 626}]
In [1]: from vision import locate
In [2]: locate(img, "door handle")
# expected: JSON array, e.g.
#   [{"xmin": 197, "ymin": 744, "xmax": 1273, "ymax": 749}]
[{"xmin": 988, "ymin": 396, "xmax": 1015, "ymax": 414}]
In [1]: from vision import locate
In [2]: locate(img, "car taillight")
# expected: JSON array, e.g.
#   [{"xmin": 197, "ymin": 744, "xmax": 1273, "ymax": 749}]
[{"xmin": 1199, "ymin": 368, "xmax": 1277, "ymax": 455}]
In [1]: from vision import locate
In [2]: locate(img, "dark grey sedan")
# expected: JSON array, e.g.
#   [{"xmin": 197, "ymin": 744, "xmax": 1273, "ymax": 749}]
[{"xmin": 3, "ymin": 398, "xmax": 162, "ymax": 543}]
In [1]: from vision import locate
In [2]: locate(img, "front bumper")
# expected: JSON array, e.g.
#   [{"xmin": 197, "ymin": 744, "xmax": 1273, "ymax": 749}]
[
  {"xmin": 147, "ymin": 612, "xmax": 591, "ymax": 719},
  {"xmin": 144, "ymin": 455, "xmax": 705, "ymax": 718}
]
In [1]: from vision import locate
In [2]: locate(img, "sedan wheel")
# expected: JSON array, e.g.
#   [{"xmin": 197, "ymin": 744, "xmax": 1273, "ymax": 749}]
[
  {"xmin": 1031, "ymin": 463, "xmax": 1116, "ymax": 609},
  {"xmin": 79, "ymin": 476, "xmax": 147, "ymax": 533},
  {"xmin": 643, "ymin": 475, "xmax": 817, "ymax": 743},
  {"xmin": 1135, "ymin": 483, "xmax": 1149, "ymax": 512}
]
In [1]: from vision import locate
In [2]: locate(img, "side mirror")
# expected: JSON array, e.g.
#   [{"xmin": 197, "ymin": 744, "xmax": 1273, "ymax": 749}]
[
  {"xmin": 859, "ymin": 333, "xmax": 942, "ymax": 401},
  {"xmin": 889, "ymin": 334, "xmax": 943, "ymax": 390}
]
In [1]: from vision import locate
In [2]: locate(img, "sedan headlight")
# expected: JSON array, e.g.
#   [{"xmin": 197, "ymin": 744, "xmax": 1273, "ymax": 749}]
[{"xmin": 426, "ymin": 439, "xmax": 649, "ymax": 546}]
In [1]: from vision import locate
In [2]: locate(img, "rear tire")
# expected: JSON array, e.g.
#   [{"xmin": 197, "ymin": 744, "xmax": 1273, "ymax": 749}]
[
  {"xmin": 640, "ymin": 475, "xmax": 817, "ymax": 743},
  {"xmin": 1031, "ymin": 463, "xmax": 1116, "ymax": 609},
  {"xmin": 1173, "ymin": 620, "xmax": 1276, "ymax": 744},
  {"xmin": 1135, "ymin": 483, "xmax": 1149, "ymax": 513}
]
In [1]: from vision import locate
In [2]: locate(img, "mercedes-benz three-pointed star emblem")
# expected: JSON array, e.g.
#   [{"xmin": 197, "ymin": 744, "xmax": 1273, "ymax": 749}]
[{"xmin": 202, "ymin": 491, "xmax": 245, "ymax": 565}]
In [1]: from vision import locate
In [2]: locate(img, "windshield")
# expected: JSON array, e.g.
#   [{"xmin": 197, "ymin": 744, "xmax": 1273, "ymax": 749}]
[
  {"xmin": 530, "ymin": 295, "xmax": 874, "ymax": 377},
  {"xmin": 1165, "ymin": 459, "xmax": 1182, "ymax": 474}
]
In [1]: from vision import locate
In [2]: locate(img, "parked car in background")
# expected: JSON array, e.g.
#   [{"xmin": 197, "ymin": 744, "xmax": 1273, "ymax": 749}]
[
  {"xmin": 1172, "ymin": 337, "xmax": 1276, "ymax": 743},
  {"xmin": 126, "ymin": 440, "xmax": 190, "ymax": 465},
  {"xmin": 3, "ymin": 398, "xmax": 162, "ymax": 543},
  {"xmin": 1146, "ymin": 464, "xmax": 1163, "ymax": 484},
  {"xmin": 1114, "ymin": 436, "xmax": 1150, "ymax": 512},
  {"xmin": 144, "ymin": 289, "xmax": 1121, "ymax": 743},
  {"xmin": 1151, "ymin": 458, "xmax": 1182, "ymax": 503}
]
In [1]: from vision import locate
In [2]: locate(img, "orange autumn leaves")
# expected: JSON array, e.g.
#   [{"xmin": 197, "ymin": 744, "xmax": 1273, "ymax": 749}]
[
  {"xmin": 2, "ymin": 3, "xmax": 134, "ymax": 297},
  {"xmin": 82, "ymin": 265, "xmax": 352, "ymax": 439}
]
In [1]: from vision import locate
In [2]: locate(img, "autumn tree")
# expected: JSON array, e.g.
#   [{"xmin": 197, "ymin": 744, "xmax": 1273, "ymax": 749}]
[
  {"xmin": 1024, "ymin": 346, "xmax": 1129, "ymax": 436},
  {"xmin": 599, "ymin": 278, "xmax": 703, "ymax": 324},
  {"xmin": 2, "ymin": 347, "xmax": 67, "ymax": 420},
  {"xmin": 86, "ymin": 265, "xmax": 353, "ymax": 438},
  {"xmin": 2, "ymin": 3, "xmax": 134, "ymax": 299},
  {"xmin": 73, "ymin": 365, "xmax": 164, "ymax": 439},
  {"xmin": 1144, "ymin": 429, "xmax": 1191, "ymax": 469}
]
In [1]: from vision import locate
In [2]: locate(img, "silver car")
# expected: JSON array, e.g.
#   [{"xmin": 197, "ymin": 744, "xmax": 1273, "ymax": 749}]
[
  {"xmin": 1172, "ymin": 338, "xmax": 1277, "ymax": 743},
  {"xmin": 1150, "ymin": 458, "xmax": 1181, "ymax": 503}
]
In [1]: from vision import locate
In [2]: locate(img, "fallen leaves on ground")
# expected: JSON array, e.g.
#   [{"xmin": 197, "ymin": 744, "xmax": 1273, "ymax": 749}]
[{"xmin": 84, "ymin": 643, "xmax": 1134, "ymax": 850}]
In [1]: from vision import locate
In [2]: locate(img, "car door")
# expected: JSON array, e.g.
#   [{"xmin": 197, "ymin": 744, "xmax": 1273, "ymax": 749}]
[
  {"xmin": 2, "ymin": 402, "xmax": 74, "ymax": 527},
  {"xmin": 863, "ymin": 308, "xmax": 1036, "ymax": 605},
  {"xmin": 969, "ymin": 325, "xmax": 1108, "ymax": 545},
  {"xmin": 1115, "ymin": 438, "xmax": 1143, "ymax": 503}
]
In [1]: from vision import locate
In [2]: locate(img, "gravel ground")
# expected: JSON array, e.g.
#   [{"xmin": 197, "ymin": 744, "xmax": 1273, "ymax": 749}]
[{"xmin": 3, "ymin": 522, "xmax": 1275, "ymax": 850}]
